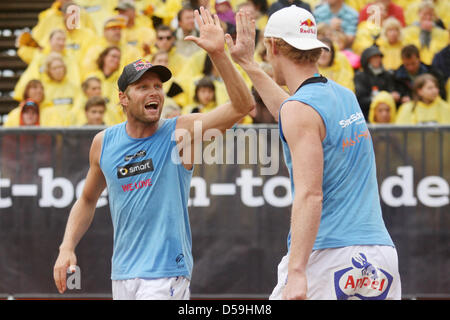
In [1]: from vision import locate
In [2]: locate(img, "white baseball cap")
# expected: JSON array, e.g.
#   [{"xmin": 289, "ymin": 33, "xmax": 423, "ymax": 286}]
[{"xmin": 264, "ymin": 5, "xmax": 329, "ymax": 51}]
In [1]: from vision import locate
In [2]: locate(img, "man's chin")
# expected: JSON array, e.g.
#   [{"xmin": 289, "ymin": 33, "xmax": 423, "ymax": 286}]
[
  {"xmin": 127, "ymin": 108, "xmax": 163, "ymax": 125},
  {"xmin": 143, "ymin": 112, "xmax": 162, "ymax": 124}
]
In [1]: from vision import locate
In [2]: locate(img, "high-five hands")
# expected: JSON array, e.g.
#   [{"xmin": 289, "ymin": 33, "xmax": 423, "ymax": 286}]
[
  {"xmin": 185, "ymin": 6, "xmax": 257, "ymax": 64},
  {"xmin": 184, "ymin": 7, "xmax": 225, "ymax": 55},
  {"xmin": 225, "ymin": 9, "xmax": 256, "ymax": 68}
]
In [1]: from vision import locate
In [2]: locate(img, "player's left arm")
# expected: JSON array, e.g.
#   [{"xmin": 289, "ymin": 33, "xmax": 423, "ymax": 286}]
[{"xmin": 280, "ymin": 100, "xmax": 325, "ymax": 300}]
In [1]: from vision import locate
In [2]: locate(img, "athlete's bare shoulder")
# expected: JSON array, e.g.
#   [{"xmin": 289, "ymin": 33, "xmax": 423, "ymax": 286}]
[
  {"xmin": 280, "ymin": 100, "xmax": 326, "ymax": 142},
  {"xmin": 89, "ymin": 130, "xmax": 105, "ymax": 166}
]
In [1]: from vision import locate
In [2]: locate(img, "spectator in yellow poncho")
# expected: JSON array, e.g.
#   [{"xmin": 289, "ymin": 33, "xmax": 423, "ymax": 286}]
[
  {"xmin": 352, "ymin": 1, "xmax": 387, "ymax": 55},
  {"xmin": 404, "ymin": 0, "xmax": 450, "ymax": 29},
  {"xmin": 182, "ymin": 54, "xmax": 231, "ymax": 108},
  {"xmin": 39, "ymin": 53, "xmax": 81, "ymax": 126},
  {"xmin": 75, "ymin": 0, "xmax": 117, "ymax": 35},
  {"xmin": 396, "ymin": 73, "xmax": 450, "ymax": 124},
  {"xmin": 83, "ymin": 46, "xmax": 123, "ymax": 109},
  {"xmin": 402, "ymin": 0, "xmax": 449, "ymax": 65},
  {"xmin": 368, "ymin": 90, "xmax": 397, "ymax": 123},
  {"xmin": 317, "ymin": 37, "xmax": 355, "ymax": 92},
  {"xmin": 144, "ymin": 24, "xmax": 187, "ymax": 79},
  {"xmin": 31, "ymin": 1, "xmax": 99, "ymax": 67},
  {"xmin": 68, "ymin": 76, "xmax": 125, "ymax": 126},
  {"xmin": 114, "ymin": 0, "xmax": 156, "ymax": 57},
  {"xmin": 31, "ymin": 0, "xmax": 97, "ymax": 46},
  {"xmin": 80, "ymin": 16, "xmax": 141, "ymax": 79},
  {"xmin": 83, "ymin": 96, "xmax": 107, "ymax": 126},
  {"xmin": 183, "ymin": 77, "xmax": 218, "ymax": 114},
  {"xmin": 14, "ymin": 29, "xmax": 81, "ymax": 102},
  {"xmin": 153, "ymin": 0, "xmax": 184, "ymax": 26},
  {"xmin": 174, "ymin": 6, "xmax": 201, "ymax": 58},
  {"xmin": 4, "ymin": 80, "xmax": 51, "ymax": 127},
  {"xmin": 376, "ymin": 17, "xmax": 404, "ymax": 71}
]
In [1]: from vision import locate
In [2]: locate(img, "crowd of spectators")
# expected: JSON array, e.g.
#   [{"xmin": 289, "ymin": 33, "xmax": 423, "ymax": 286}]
[{"xmin": 3, "ymin": 0, "xmax": 450, "ymax": 127}]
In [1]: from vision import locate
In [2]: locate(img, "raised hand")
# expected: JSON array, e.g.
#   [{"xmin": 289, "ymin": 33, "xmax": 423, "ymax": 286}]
[
  {"xmin": 225, "ymin": 10, "xmax": 256, "ymax": 68},
  {"xmin": 185, "ymin": 7, "xmax": 225, "ymax": 55}
]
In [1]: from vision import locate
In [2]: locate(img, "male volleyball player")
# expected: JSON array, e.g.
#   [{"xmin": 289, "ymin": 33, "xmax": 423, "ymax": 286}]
[
  {"xmin": 53, "ymin": 7, "xmax": 254, "ymax": 299},
  {"xmin": 227, "ymin": 6, "xmax": 401, "ymax": 299}
]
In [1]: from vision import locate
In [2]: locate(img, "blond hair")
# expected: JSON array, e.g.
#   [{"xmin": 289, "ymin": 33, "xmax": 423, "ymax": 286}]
[
  {"xmin": 43, "ymin": 52, "xmax": 66, "ymax": 77},
  {"xmin": 382, "ymin": 17, "xmax": 402, "ymax": 39},
  {"xmin": 419, "ymin": 0, "xmax": 434, "ymax": 13},
  {"xmin": 49, "ymin": 28, "xmax": 65, "ymax": 41},
  {"xmin": 264, "ymin": 37, "xmax": 322, "ymax": 65}
]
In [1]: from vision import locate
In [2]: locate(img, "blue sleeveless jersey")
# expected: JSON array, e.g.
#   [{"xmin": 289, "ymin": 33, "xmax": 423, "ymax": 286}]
[
  {"xmin": 279, "ymin": 78, "xmax": 394, "ymax": 250},
  {"xmin": 100, "ymin": 118, "xmax": 193, "ymax": 280}
]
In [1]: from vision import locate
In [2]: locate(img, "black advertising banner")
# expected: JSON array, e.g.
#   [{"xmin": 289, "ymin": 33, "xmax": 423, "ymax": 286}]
[{"xmin": 0, "ymin": 125, "xmax": 448, "ymax": 299}]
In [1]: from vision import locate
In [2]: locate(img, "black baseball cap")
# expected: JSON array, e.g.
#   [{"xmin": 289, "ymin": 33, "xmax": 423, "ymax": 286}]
[{"xmin": 118, "ymin": 59, "xmax": 172, "ymax": 92}]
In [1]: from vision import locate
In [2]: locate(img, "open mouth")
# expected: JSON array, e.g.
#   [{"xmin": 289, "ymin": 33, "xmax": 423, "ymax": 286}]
[{"xmin": 144, "ymin": 102, "xmax": 159, "ymax": 110}]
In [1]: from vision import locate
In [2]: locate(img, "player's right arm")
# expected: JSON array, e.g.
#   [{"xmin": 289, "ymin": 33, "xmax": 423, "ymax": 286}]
[
  {"xmin": 279, "ymin": 101, "xmax": 325, "ymax": 300},
  {"xmin": 225, "ymin": 10, "xmax": 289, "ymax": 120},
  {"xmin": 53, "ymin": 131, "xmax": 106, "ymax": 294}
]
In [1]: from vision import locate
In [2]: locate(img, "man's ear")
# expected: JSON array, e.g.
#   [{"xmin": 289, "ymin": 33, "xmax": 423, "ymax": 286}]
[
  {"xmin": 119, "ymin": 91, "xmax": 128, "ymax": 108},
  {"xmin": 270, "ymin": 38, "xmax": 278, "ymax": 56}
]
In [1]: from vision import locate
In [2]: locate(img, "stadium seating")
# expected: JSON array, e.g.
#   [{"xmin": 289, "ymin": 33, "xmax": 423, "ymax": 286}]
[{"xmin": 0, "ymin": 0, "xmax": 53, "ymax": 119}]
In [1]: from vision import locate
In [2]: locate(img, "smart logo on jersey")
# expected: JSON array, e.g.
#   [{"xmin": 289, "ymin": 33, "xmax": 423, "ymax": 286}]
[
  {"xmin": 117, "ymin": 159, "xmax": 154, "ymax": 179},
  {"xmin": 333, "ymin": 253, "xmax": 393, "ymax": 300},
  {"xmin": 299, "ymin": 19, "xmax": 316, "ymax": 34}
]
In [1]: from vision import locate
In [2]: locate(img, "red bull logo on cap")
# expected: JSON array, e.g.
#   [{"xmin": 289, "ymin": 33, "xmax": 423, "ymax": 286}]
[
  {"xmin": 299, "ymin": 18, "xmax": 316, "ymax": 34},
  {"xmin": 133, "ymin": 59, "xmax": 152, "ymax": 72},
  {"xmin": 300, "ymin": 18, "xmax": 315, "ymax": 27}
]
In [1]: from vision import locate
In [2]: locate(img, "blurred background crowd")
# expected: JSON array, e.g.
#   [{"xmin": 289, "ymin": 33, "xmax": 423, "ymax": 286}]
[{"xmin": 2, "ymin": 0, "xmax": 449, "ymax": 127}]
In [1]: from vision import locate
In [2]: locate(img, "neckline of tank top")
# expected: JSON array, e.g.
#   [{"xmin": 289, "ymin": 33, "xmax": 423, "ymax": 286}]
[
  {"xmin": 295, "ymin": 74, "xmax": 328, "ymax": 94},
  {"xmin": 122, "ymin": 119, "xmax": 167, "ymax": 141}
]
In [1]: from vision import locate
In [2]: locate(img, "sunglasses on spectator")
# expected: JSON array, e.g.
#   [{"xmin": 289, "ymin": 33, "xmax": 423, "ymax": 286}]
[{"xmin": 157, "ymin": 36, "xmax": 173, "ymax": 40}]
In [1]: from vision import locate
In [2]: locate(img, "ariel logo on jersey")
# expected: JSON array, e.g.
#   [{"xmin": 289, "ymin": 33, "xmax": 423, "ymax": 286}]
[
  {"xmin": 117, "ymin": 159, "xmax": 154, "ymax": 179},
  {"xmin": 334, "ymin": 253, "xmax": 393, "ymax": 300},
  {"xmin": 299, "ymin": 18, "xmax": 316, "ymax": 34}
]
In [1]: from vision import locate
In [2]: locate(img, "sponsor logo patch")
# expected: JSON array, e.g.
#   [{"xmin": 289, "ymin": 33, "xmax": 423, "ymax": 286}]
[
  {"xmin": 117, "ymin": 159, "xmax": 154, "ymax": 179},
  {"xmin": 299, "ymin": 18, "xmax": 316, "ymax": 34},
  {"xmin": 334, "ymin": 253, "xmax": 393, "ymax": 300},
  {"xmin": 124, "ymin": 150, "xmax": 146, "ymax": 162},
  {"xmin": 133, "ymin": 59, "xmax": 152, "ymax": 72},
  {"xmin": 339, "ymin": 112, "xmax": 365, "ymax": 128},
  {"xmin": 176, "ymin": 253, "xmax": 185, "ymax": 268},
  {"xmin": 300, "ymin": 18, "xmax": 315, "ymax": 27}
]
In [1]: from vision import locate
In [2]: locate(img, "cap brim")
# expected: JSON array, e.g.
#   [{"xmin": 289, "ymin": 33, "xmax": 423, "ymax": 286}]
[
  {"xmin": 128, "ymin": 65, "xmax": 172, "ymax": 86},
  {"xmin": 104, "ymin": 22, "xmax": 125, "ymax": 29},
  {"xmin": 283, "ymin": 37, "xmax": 330, "ymax": 51}
]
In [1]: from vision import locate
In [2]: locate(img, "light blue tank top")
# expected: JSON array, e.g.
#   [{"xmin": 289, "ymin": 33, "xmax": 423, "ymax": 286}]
[
  {"xmin": 100, "ymin": 118, "xmax": 194, "ymax": 280},
  {"xmin": 279, "ymin": 77, "xmax": 394, "ymax": 250}
]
